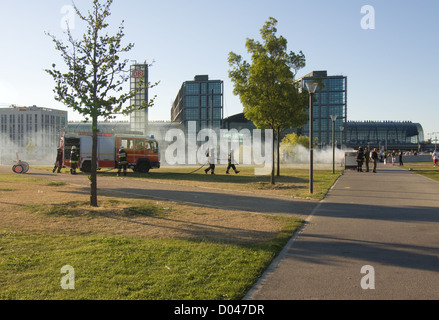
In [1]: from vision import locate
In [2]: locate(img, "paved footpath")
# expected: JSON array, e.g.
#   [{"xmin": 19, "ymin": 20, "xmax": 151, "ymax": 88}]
[{"xmin": 246, "ymin": 164, "xmax": 439, "ymax": 299}]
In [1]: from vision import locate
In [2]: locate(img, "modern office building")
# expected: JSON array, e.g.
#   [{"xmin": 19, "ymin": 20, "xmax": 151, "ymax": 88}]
[
  {"xmin": 171, "ymin": 75, "xmax": 224, "ymax": 133},
  {"xmin": 297, "ymin": 70, "xmax": 347, "ymax": 147},
  {"xmin": 0, "ymin": 105, "xmax": 67, "ymax": 163},
  {"xmin": 130, "ymin": 63, "xmax": 149, "ymax": 134},
  {"xmin": 342, "ymin": 121, "xmax": 425, "ymax": 151}
]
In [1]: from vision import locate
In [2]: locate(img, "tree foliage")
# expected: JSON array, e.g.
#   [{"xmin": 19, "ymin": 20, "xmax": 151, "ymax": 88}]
[
  {"xmin": 45, "ymin": 0, "xmax": 157, "ymax": 206},
  {"xmin": 281, "ymin": 132, "xmax": 311, "ymax": 150},
  {"xmin": 228, "ymin": 17, "xmax": 308, "ymax": 183}
]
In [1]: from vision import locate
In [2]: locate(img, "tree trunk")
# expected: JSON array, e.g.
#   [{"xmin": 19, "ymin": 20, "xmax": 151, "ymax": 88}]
[
  {"xmin": 270, "ymin": 130, "xmax": 275, "ymax": 185},
  {"xmin": 276, "ymin": 128, "xmax": 280, "ymax": 177},
  {"xmin": 90, "ymin": 113, "xmax": 98, "ymax": 207}
]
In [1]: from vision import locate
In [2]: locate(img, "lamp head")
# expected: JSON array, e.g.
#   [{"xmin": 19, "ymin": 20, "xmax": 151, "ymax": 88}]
[{"xmin": 305, "ymin": 82, "xmax": 318, "ymax": 94}]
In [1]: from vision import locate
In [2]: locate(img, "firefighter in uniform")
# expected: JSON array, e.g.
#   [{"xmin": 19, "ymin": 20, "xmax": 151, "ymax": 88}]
[
  {"xmin": 70, "ymin": 146, "xmax": 79, "ymax": 175},
  {"xmin": 117, "ymin": 146, "xmax": 128, "ymax": 177},
  {"xmin": 226, "ymin": 149, "xmax": 240, "ymax": 174},
  {"xmin": 52, "ymin": 147, "xmax": 63, "ymax": 173},
  {"xmin": 356, "ymin": 146, "xmax": 365, "ymax": 172},
  {"xmin": 204, "ymin": 149, "xmax": 216, "ymax": 174}
]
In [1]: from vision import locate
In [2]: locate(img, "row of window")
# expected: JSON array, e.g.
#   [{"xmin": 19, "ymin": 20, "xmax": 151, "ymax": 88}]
[
  {"xmin": 1, "ymin": 114, "xmax": 66, "ymax": 134},
  {"xmin": 185, "ymin": 82, "xmax": 222, "ymax": 95},
  {"xmin": 315, "ymin": 92, "xmax": 346, "ymax": 105},
  {"xmin": 185, "ymin": 95, "xmax": 222, "ymax": 108},
  {"xmin": 120, "ymin": 138, "xmax": 157, "ymax": 151},
  {"xmin": 185, "ymin": 108, "xmax": 222, "ymax": 120}
]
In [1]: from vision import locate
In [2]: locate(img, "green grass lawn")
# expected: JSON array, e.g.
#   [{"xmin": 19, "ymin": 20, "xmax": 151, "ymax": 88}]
[
  {"xmin": 0, "ymin": 170, "xmax": 306, "ymax": 300},
  {"xmin": 403, "ymin": 162, "xmax": 439, "ymax": 182},
  {"xmin": 0, "ymin": 216, "xmax": 301, "ymax": 300}
]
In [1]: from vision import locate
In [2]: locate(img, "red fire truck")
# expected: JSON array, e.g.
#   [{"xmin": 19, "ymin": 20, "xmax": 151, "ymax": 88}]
[{"xmin": 60, "ymin": 132, "xmax": 160, "ymax": 173}]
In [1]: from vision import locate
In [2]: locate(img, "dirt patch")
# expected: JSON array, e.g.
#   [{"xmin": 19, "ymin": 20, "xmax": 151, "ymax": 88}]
[{"xmin": 0, "ymin": 169, "xmax": 300, "ymax": 244}]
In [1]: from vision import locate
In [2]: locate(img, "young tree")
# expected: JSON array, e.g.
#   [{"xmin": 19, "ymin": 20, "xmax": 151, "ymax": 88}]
[
  {"xmin": 228, "ymin": 17, "xmax": 308, "ymax": 184},
  {"xmin": 281, "ymin": 133, "xmax": 317, "ymax": 162},
  {"xmin": 46, "ymin": 0, "xmax": 156, "ymax": 207}
]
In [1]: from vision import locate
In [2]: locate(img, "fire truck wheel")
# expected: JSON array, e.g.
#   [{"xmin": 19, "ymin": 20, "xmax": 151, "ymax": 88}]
[
  {"xmin": 81, "ymin": 161, "xmax": 91, "ymax": 173},
  {"xmin": 12, "ymin": 165, "xmax": 24, "ymax": 174},
  {"xmin": 136, "ymin": 161, "xmax": 151, "ymax": 173}
]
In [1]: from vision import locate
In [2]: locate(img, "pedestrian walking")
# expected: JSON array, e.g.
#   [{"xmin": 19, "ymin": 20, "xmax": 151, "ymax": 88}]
[
  {"xmin": 226, "ymin": 149, "xmax": 240, "ymax": 174},
  {"xmin": 371, "ymin": 148, "xmax": 378, "ymax": 173},
  {"xmin": 205, "ymin": 149, "xmax": 216, "ymax": 174},
  {"xmin": 70, "ymin": 146, "xmax": 79, "ymax": 175},
  {"xmin": 356, "ymin": 146, "xmax": 365, "ymax": 172},
  {"xmin": 433, "ymin": 149, "xmax": 439, "ymax": 167},
  {"xmin": 52, "ymin": 147, "xmax": 63, "ymax": 173},
  {"xmin": 117, "ymin": 146, "xmax": 128, "ymax": 176},
  {"xmin": 399, "ymin": 150, "xmax": 404, "ymax": 166},
  {"xmin": 391, "ymin": 150, "xmax": 396, "ymax": 166}
]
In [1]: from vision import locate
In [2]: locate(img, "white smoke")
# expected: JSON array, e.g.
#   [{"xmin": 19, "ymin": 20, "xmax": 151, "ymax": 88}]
[
  {"xmin": 281, "ymin": 144, "xmax": 355, "ymax": 167},
  {"xmin": 0, "ymin": 133, "xmax": 59, "ymax": 166}
]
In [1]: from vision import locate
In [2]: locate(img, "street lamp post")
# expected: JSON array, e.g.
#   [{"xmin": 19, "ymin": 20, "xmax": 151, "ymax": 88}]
[
  {"xmin": 330, "ymin": 115, "xmax": 337, "ymax": 174},
  {"xmin": 430, "ymin": 132, "xmax": 439, "ymax": 150},
  {"xmin": 306, "ymin": 82, "xmax": 318, "ymax": 194},
  {"xmin": 340, "ymin": 126, "xmax": 344, "ymax": 149}
]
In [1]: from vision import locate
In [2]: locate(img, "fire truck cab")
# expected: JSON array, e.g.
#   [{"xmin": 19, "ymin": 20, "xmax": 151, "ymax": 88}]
[{"xmin": 61, "ymin": 132, "xmax": 160, "ymax": 173}]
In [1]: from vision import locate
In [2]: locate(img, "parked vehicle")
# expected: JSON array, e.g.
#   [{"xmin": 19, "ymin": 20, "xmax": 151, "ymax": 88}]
[{"xmin": 60, "ymin": 132, "xmax": 160, "ymax": 173}]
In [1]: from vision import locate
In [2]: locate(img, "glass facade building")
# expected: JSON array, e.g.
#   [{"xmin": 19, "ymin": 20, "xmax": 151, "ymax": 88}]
[
  {"xmin": 343, "ymin": 121, "xmax": 424, "ymax": 150},
  {"xmin": 171, "ymin": 75, "xmax": 224, "ymax": 132},
  {"xmin": 298, "ymin": 71, "xmax": 347, "ymax": 147}
]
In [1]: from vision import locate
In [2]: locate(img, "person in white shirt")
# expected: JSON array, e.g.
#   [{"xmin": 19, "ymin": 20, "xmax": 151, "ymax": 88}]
[
  {"xmin": 432, "ymin": 150, "xmax": 439, "ymax": 167},
  {"xmin": 205, "ymin": 148, "xmax": 216, "ymax": 174}
]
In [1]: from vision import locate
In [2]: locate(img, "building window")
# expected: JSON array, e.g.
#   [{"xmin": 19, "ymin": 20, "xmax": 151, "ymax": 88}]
[
  {"xmin": 185, "ymin": 96, "xmax": 199, "ymax": 107},
  {"xmin": 186, "ymin": 83, "xmax": 200, "ymax": 95},
  {"xmin": 201, "ymin": 83, "xmax": 207, "ymax": 94},
  {"xmin": 185, "ymin": 108, "xmax": 199, "ymax": 120},
  {"xmin": 328, "ymin": 78, "xmax": 345, "ymax": 91},
  {"xmin": 212, "ymin": 95, "xmax": 221, "ymax": 107},
  {"xmin": 208, "ymin": 82, "xmax": 222, "ymax": 94},
  {"xmin": 213, "ymin": 108, "xmax": 222, "ymax": 119},
  {"xmin": 201, "ymin": 108, "xmax": 207, "ymax": 119},
  {"xmin": 200, "ymin": 95, "xmax": 207, "ymax": 107}
]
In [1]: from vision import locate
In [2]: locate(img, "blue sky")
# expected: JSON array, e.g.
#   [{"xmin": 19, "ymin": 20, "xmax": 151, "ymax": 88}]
[{"xmin": 0, "ymin": 0, "xmax": 438, "ymax": 139}]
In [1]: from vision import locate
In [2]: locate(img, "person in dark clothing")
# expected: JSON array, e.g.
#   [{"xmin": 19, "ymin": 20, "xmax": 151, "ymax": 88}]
[
  {"xmin": 226, "ymin": 150, "xmax": 240, "ymax": 174},
  {"xmin": 117, "ymin": 146, "xmax": 128, "ymax": 177},
  {"xmin": 356, "ymin": 147, "xmax": 365, "ymax": 172},
  {"xmin": 70, "ymin": 146, "xmax": 79, "ymax": 175},
  {"xmin": 399, "ymin": 150, "xmax": 404, "ymax": 166},
  {"xmin": 52, "ymin": 147, "xmax": 63, "ymax": 173},
  {"xmin": 364, "ymin": 146, "xmax": 370, "ymax": 172},
  {"xmin": 371, "ymin": 148, "xmax": 378, "ymax": 173}
]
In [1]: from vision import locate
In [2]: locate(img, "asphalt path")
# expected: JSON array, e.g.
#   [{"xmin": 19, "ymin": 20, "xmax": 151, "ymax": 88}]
[{"xmin": 245, "ymin": 164, "xmax": 439, "ymax": 300}]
